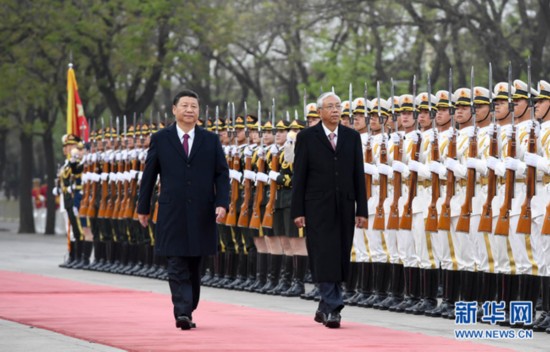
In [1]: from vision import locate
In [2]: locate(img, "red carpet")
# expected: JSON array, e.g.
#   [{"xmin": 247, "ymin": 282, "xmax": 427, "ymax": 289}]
[{"xmin": 0, "ymin": 270, "xmax": 514, "ymax": 351}]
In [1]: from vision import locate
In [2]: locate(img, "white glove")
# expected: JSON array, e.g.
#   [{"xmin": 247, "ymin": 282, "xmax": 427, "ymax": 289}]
[
  {"xmin": 243, "ymin": 170, "xmax": 256, "ymax": 181},
  {"xmin": 377, "ymin": 163, "xmax": 392, "ymax": 176},
  {"xmin": 466, "ymin": 127, "xmax": 477, "ymax": 138},
  {"xmin": 231, "ymin": 146, "xmax": 239, "ymax": 157},
  {"xmin": 229, "ymin": 169, "xmax": 242, "ymax": 182},
  {"xmin": 524, "ymin": 152, "xmax": 541, "ymax": 168},
  {"xmin": 429, "ymin": 161, "xmax": 447, "ymax": 178},
  {"xmin": 424, "ymin": 129, "xmax": 435, "ymax": 143},
  {"xmin": 257, "ymin": 147, "xmax": 265, "ymax": 158},
  {"xmin": 537, "ymin": 158, "xmax": 550, "ymax": 174},
  {"xmin": 224, "ymin": 146, "xmax": 231, "ymax": 155},
  {"xmin": 392, "ymin": 133, "xmax": 401, "ymax": 145},
  {"xmin": 129, "ymin": 170, "xmax": 138, "ymax": 179},
  {"xmin": 66, "ymin": 186, "xmax": 72, "ymax": 194},
  {"xmin": 504, "ymin": 157, "xmax": 519, "ymax": 171},
  {"xmin": 525, "ymin": 120, "xmax": 541, "ymax": 137},
  {"xmin": 124, "ymin": 171, "xmax": 131, "ymax": 181},
  {"xmin": 486, "ymin": 156, "xmax": 499, "ymax": 170},
  {"xmin": 445, "ymin": 158, "xmax": 459, "ymax": 173},
  {"xmin": 268, "ymin": 171, "xmax": 280, "ymax": 181},
  {"xmin": 392, "ymin": 160, "xmax": 408, "ymax": 174},
  {"xmin": 408, "ymin": 132, "xmax": 419, "ymax": 144},
  {"xmin": 466, "ymin": 157, "xmax": 487, "ymax": 175},
  {"xmin": 116, "ymin": 152, "xmax": 122, "ymax": 162},
  {"xmin": 129, "ymin": 149, "xmax": 137, "ymax": 159},
  {"xmin": 486, "ymin": 123, "xmax": 497, "ymax": 136},
  {"xmin": 52, "ymin": 187, "xmax": 59, "ymax": 196},
  {"xmin": 408, "ymin": 160, "xmax": 422, "ymax": 173},
  {"xmin": 243, "ymin": 147, "xmax": 253, "ymax": 158},
  {"xmin": 91, "ymin": 153, "xmax": 98, "ymax": 163},
  {"xmin": 139, "ymin": 151, "xmax": 147, "ymax": 162},
  {"xmin": 81, "ymin": 173, "xmax": 88, "ymax": 183},
  {"xmin": 364, "ymin": 163, "xmax": 378, "ymax": 176},
  {"xmin": 121, "ymin": 150, "xmax": 128, "ymax": 160},
  {"xmin": 255, "ymin": 172, "xmax": 269, "ymax": 183},
  {"xmin": 503, "ymin": 125, "xmax": 514, "ymax": 138},
  {"xmin": 270, "ymin": 144, "xmax": 279, "ymax": 155},
  {"xmin": 109, "ymin": 172, "xmax": 116, "ymax": 181},
  {"xmin": 101, "ymin": 173, "xmax": 109, "ymax": 181},
  {"xmin": 137, "ymin": 171, "xmax": 143, "ymax": 182}
]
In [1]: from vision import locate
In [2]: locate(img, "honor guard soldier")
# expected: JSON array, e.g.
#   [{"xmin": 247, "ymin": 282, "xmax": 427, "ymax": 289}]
[
  {"xmin": 57, "ymin": 134, "xmax": 86, "ymax": 268},
  {"xmin": 340, "ymin": 100, "xmax": 352, "ymax": 127},
  {"xmin": 347, "ymin": 97, "xmax": 374, "ymax": 306},
  {"xmin": 529, "ymin": 80, "xmax": 550, "ymax": 332}
]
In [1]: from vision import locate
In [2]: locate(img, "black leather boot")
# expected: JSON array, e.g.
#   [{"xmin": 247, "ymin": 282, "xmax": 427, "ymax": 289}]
[
  {"xmin": 214, "ymin": 252, "xmax": 237, "ymax": 288},
  {"xmin": 268, "ymin": 255, "xmax": 292, "ymax": 295},
  {"xmin": 498, "ymin": 274, "xmax": 520, "ymax": 326},
  {"xmin": 371, "ymin": 263, "xmax": 392, "ymax": 309},
  {"xmin": 426, "ymin": 269, "xmax": 449, "ymax": 317},
  {"xmin": 376, "ymin": 263, "xmax": 405, "ymax": 310},
  {"xmin": 395, "ymin": 267, "xmax": 421, "ymax": 313},
  {"xmin": 409, "ymin": 268, "xmax": 438, "ymax": 315},
  {"xmin": 442, "ymin": 270, "xmax": 461, "ymax": 319},
  {"xmin": 257, "ymin": 254, "xmax": 282, "ymax": 294},
  {"xmin": 66, "ymin": 241, "xmax": 82, "ymax": 269},
  {"xmin": 226, "ymin": 253, "xmax": 248, "ymax": 289},
  {"xmin": 520, "ymin": 275, "xmax": 541, "ymax": 329},
  {"xmin": 534, "ymin": 276, "xmax": 550, "ymax": 331},
  {"xmin": 246, "ymin": 252, "xmax": 268, "ymax": 292},
  {"xmin": 238, "ymin": 251, "xmax": 257, "ymax": 291},
  {"xmin": 342, "ymin": 262, "xmax": 359, "ymax": 302},
  {"xmin": 281, "ymin": 255, "xmax": 307, "ymax": 297}
]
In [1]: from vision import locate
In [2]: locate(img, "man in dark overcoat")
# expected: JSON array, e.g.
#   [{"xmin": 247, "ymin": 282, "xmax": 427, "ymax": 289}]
[
  {"xmin": 291, "ymin": 92, "xmax": 368, "ymax": 328},
  {"xmin": 138, "ymin": 89, "xmax": 229, "ymax": 330}
]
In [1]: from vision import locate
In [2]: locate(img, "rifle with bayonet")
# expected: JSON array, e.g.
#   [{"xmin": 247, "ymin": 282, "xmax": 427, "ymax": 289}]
[
  {"xmin": 373, "ymin": 81, "xmax": 388, "ymax": 231},
  {"xmin": 250, "ymin": 101, "xmax": 265, "ymax": 230},
  {"xmin": 85, "ymin": 121, "xmax": 100, "ymax": 218},
  {"xmin": 124, "ymin": 114, "xmax": 140, "ymax": 219},
  {"xmin": 517, "ymin": 57, "xmax": 536, "ymax": 234},
  {"xmin": 387, "ymin": 79, "xmax": 402, "ymax": 230},
  {"xmin": 479, "ymin": 63, "xmax": 498, "ymax": 233},
  {"xmin": 426, "ymin": 75, "xmax": 440, "ymax": 232},
  {"xmin": 238, "ymin": 103, "xmax": 253, "ymax": 228},
  {"xmin": 439, "ymin": 69, "xmax": 456, "ymax": 231},
  {"xmin": 79, "ymin": 120, "xmax": 92, "ymax": 217},
  {"xmin": 262, "ymin": 99, "xmax": 279, "ymax": 229},
  {"xmin": 494, "ymin": 62, "xmax": 516, "ymax": 236},
  {"xmin": 400, "ymin": 75, "xmax": 420, "ymax": 230},
  {"xmin": 226, "ymin": 103, "xmax": 240, "ymax": 227},
  {"xmin": 456, "ymin": 67, "xmax": 478, "ymax": 233}
]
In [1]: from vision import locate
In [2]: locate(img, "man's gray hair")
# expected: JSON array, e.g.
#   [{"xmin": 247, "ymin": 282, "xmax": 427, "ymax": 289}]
[{"xmin": 317, "ymin": 92, "xmax": 341, "ymax": 109}]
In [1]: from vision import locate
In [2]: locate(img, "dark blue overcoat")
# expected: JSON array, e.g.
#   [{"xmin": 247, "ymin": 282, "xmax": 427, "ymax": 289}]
[{"xmin": 138, "ymin": 123, "xmax": 229, "ymax": 256}]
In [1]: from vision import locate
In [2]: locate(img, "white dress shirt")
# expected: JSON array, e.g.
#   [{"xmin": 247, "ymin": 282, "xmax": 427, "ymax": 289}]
[
  {"xmin": 176, "ymin": 124, "xmax": 195, "ymax": 155},
  {"xmin": 321, "ymin": 122, "xmax": 338, "ymax": 147}
]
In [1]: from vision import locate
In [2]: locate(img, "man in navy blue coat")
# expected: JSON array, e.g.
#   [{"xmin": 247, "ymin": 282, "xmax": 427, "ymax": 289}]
[
  {"xmin": 138, "ymin": 89, "xmax": 229, "ymax": 330},
  {"xmin": 291, "ymin": 92, "xmax": 368, "ymax": 328}
]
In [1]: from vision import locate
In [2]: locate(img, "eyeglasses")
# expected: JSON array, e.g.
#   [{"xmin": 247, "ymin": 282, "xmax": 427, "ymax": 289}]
[{"xmin": 321, "ymin": 104, "xmax": 342, "ymax": 111}]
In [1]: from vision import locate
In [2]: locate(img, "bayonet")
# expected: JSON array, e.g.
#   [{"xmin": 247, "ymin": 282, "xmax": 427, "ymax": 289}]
[
  {"xmin": 364, "ymin": 82, "xmax": 370, "ymax": 135},
  {"xmin": 303, "ymin": 88, "xmax": 307, "ymax": 121},
  {"xmin": 349, "ymin": 82, "xmax": 354, "ymax": 125},
  {"xmin": 244, "ymin": 101, "xmax": 249, "ymax": 143},
  {"xmin": 272, "ymin": 98, "xmax": 276, "ymax": 135},
  {"xmin": 215, "ymin": 105, "xmax": 220, "ymax": 135},
  {"xmin": 391, "ymin": 78, "xmax": 398, "ymax": 134},
  {"xmin": 527, "ymin": 57, "xmax": 535, "ymax": 122},
  {"xmin": 508, "ymin": 62, "xmax": 515, "ymax": 126},
  {"xmin": 471, "ymin": 66, "xmax": 476, "ymax": 130},
  {"xmin": 428, "ymin": 74, "xmax": 435, "ymax": 130},
  {"xmin": 412, "ymin": 75, "xmax": 418, "ymax": 129},
  {"xmin": 489, "ymin": 63, "xmax": 495, "ymax": 124},
  {"xmin": 449, "ymin": 68, "xmax": 455, "ymax": 134}
]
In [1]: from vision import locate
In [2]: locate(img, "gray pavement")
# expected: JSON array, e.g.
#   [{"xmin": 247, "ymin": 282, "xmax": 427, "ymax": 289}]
[{"xmin": 0, "ymin": 220, "xmax": 548, "ymax": 351}]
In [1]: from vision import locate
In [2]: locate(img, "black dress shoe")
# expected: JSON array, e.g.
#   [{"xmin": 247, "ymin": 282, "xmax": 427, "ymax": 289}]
[
  {"xmin": 314, "ymin": 310, "xmax": 325, "ymax": 323},
  {"xmin": 176, "ymin": 315, "xmax": 196, "ymax": 330},
  {"xmin": 324, "ymin": 312, "xmax": 341, "ymax": 328}
]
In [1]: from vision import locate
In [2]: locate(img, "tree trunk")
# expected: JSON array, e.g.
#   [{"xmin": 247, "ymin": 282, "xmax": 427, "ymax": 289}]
[
  {"xmin": 43, "ymin": 130, "xmax": 57, "ymax": 235},
  {"xmin": 18, "ymin": 130, "xmax": 35, "ymax": 234},
  {"xmin": 0, "ymin": 130, "xmax": 6, "ymax": 190}
]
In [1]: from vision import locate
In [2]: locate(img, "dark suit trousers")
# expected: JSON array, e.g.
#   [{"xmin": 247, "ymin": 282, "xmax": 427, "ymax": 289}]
[
  {"xmin": 167, "ymin": 256, "xmax": 202, "ymax": 319},
  {"xmin": 318, "ymin": 282, "xmax": 344, "ymax": 315}
]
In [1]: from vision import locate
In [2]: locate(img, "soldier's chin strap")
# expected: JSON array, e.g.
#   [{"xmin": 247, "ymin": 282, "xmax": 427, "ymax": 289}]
[
  {"xmin": 476, "ymin": 109, "xmax": 490, "ymax": 125},
  {"xmin": 541, "ymin": 104, "xmax": 550, "ymax": 122},
  {"xmin": 515, "ymin": 100, "xmax": 529, "ymax": 120},
  {"xmin": 437, "ymin": 117, "xmax": 451, "ymax": 128},
  {"xmin": 496, "ymin": 110, "xmax": 510, "ymax": 122}
]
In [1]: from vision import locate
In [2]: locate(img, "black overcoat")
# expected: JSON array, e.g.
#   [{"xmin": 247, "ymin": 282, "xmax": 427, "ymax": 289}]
[
  {"xmin": 138, "ymin": 124, "xmax": 229, "ymax": 256},
  {"xmin": 291, "ymin": 123, "xmax": 368, "ymax": 282}
]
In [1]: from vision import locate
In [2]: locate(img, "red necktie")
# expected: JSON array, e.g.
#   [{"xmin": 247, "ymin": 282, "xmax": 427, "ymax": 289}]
[{"xmin": 183, "ymin": 134, "xmax": 190, "ymax": 156}]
